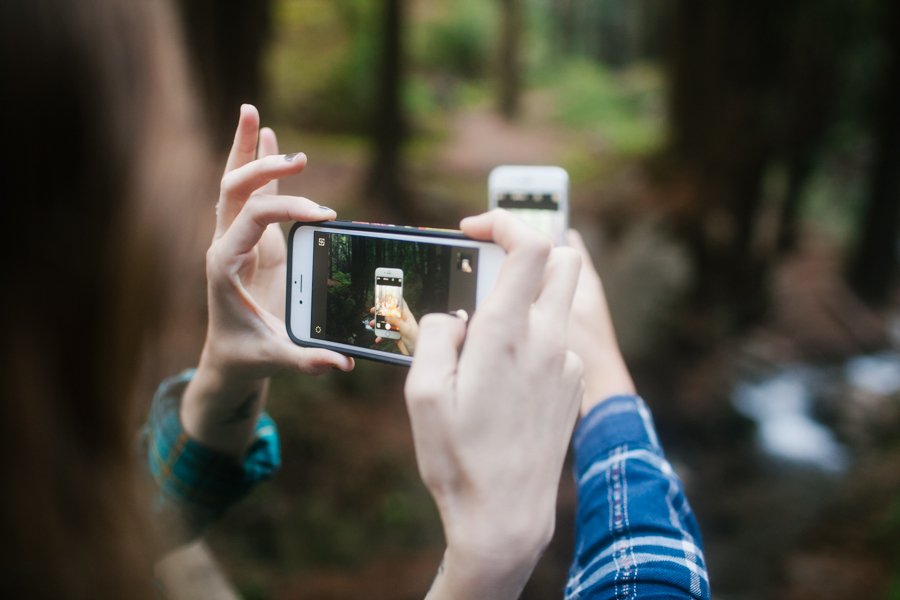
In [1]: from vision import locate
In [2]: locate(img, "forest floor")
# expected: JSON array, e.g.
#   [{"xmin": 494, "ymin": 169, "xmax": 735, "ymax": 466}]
[{"xmin": 151, "ymin": 97, "xmax": 900, "ymax": 600}]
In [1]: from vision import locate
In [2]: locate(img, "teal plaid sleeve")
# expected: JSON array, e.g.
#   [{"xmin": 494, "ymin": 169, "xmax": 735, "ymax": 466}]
[{"xmin": 146, "ymin": 369, "xmax": 280, "ymax": 541}]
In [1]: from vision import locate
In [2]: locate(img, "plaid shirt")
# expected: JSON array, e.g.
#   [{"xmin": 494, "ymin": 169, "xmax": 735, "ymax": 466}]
[
  {"xmin": 145, "ymin": 370, "xmax": 280, "ymax": 543},
  {"xmin": 568, "ymin": 395, "xmax": 710, "ymax": 599}
]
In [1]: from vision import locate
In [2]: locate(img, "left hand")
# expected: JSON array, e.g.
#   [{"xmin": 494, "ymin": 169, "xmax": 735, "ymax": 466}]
[
  {"xmin": 566, "ymin": 229, "xmax": 634, "ymax": 415},
  {"xmin": 181, "ymin": 105, "xmax": 353, "ymax": 457}
]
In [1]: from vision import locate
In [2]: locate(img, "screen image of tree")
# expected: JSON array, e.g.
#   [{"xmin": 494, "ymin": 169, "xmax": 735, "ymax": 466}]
[{"xmin": 314, "ymin": 233, "xmax": 479, "ymax": 356}]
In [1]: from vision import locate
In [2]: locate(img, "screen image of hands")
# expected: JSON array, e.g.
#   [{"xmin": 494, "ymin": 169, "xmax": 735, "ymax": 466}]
[{"xmin": 370, "ymin": 299, "xmax": 420, "ymax": 355}]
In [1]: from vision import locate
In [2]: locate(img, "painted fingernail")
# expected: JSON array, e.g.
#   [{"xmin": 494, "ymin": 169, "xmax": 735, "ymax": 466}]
[{"xmin": 284, "ymin": 152, "xmax": 301, "ymax": 162}]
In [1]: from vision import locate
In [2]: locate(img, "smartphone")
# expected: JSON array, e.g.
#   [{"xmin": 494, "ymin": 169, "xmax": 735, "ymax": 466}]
[
  {"xmin": 286, "ymin": 220, "xmax": 506, "ymax": 366},
  {"xmin": 374, "ymin": 267, "xmax": 403, "ymax": 340},
  {"xmin": 488, "ymin": 166, "xmax": 569, "ymax": 246}
]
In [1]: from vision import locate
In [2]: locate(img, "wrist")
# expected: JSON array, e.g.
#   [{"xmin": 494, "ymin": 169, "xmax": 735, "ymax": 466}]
[
  {"xmin": 181, "ymin": 357, "xmax": 269, "ymax": 457},
  {"xmin": 427, "ymin": 543, "xmax": 541, "ymax": 600},
  {"xmin": 580, "ymin": 349, "xmax": 635, "ymax": 416}
]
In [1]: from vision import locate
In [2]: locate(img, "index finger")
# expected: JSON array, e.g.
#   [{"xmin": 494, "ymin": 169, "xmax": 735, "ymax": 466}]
[
  {"xmin": 224, "ymin": 104, "xmax": 260, "ymax": 174},
  {"xmin": 460, "ymin": 209, "xmax": 552, "ymax": 318},
  {"xmin": 406, "ymin": 314, "xmax": 466, "ymax": 409},
  {"xmin": 533, "ymin": 247, "xmax": 582, "ymax": 330}
]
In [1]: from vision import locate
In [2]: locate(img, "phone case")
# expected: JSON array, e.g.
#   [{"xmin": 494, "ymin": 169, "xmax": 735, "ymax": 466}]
[{"xmin": 285, "ymin": 220, "xmax": 472, "ymax": 367}]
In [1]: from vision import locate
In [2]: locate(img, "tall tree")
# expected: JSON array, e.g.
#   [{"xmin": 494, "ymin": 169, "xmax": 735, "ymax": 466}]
[
  {"xmin": 177, "ymin": 0, "xmax": 272, "ymax": 152},
  {"xmin": 668, "ymin": 0, "xmax": 780, "ymax": 321},
  {"xmin": 498, "ymin": 0, "xmax": 522, "ymax": 120},
  {"xmin": 848, "ymin": 3, "xmax": 900, "ymax": 303},
  {"xmin": 776, "ymin": 0, "xmax": 850, "ymax": 252},
  {"xmin": 366, "ymin": 0, "xmax": 413, "ymax": 221}
]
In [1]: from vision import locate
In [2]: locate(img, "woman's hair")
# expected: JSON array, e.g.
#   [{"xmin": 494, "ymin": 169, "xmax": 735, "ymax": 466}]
[{"xmin": 0, "ymin": 0, "xmax": 206, "ymax": 597}]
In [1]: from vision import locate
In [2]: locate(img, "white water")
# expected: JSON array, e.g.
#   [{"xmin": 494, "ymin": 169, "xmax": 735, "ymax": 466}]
[{"xmin": 732, "ymin": 367, "xmax": 848, "ymax": 473}]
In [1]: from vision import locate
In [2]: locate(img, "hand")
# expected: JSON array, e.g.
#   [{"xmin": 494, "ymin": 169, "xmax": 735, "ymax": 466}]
[
  {"xmin": 566, "ymin": 229, "xmax": 635, "ymax": 415},
  {"xmin": 181, "ymin": 105, "xmax": 354, "ymax": 457},
  {"xmin": 404, "ymin": 209, "xmax": 584, "ymax": 600},
  {"xmin": 370, "ymin": 299, "xmax": 420, "ymax": 355}
]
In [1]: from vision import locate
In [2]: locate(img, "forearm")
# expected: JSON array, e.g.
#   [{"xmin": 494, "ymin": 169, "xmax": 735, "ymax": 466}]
[
  {"xmin": 145, "ymin": 370, "xmax": 281, "ymax": 550},
  {"xmin": 579, "ymin": 346, "xmax": 635, "ymax": 416},
  {"xmin": 425, "ymin": 545, "xmax": 542, "ymax": 600},
  {"xmin": 567, "ymin": 395, "xmax": 709, "ymax": 600},
  {"xmin": 180, "ymin": 352, "xmax": 269, "ymax": 458}
]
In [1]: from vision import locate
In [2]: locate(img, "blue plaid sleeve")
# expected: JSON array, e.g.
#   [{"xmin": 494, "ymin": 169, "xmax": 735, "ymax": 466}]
[
  {"xmin": 145, "ymin": 369, "xmax": 280, "ymax": 541},
  {"xmin": 567, "ymin": 395, "xmax": 710, "ymax": 600}
]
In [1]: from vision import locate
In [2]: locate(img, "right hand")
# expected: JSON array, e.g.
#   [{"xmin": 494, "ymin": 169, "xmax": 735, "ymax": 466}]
[
  {"xmin": 566, "ymin": 229, "xmax": 635, "ymax": 415},
  {"xmin": 404, "ymin": 209, "xmax": 584, "ymax": 600}
]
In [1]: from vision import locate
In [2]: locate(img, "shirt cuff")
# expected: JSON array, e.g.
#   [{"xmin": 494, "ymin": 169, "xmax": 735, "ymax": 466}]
[
  {"xmin": 146, "ymin": 369, "xmax": 281, "ymax": 531},
  {"xmin": 572, "ymin": 394, "xmax": 662, "ymax": 478}
]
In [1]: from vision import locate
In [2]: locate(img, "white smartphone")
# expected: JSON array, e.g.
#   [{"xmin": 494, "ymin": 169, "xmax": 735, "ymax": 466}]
[
  {"xmin": 488, "ymin": 166, "xmax": 569, "ymax": 246},
  {"xmin": 374, "ymin": 267, "xmax": 403, "ymax": 340},
  {"xmin": 286, "ymin": 220, "xmax": 506, "ymax": 366}
]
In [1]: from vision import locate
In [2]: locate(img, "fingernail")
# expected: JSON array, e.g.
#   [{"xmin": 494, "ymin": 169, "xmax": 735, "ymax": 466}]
[
  {"xmin": 318, "ymin": 205, "xmax": 333, "ymax": 211},
  {"xmin": 449, "ymin": 309, "xmax": 469, "ymax": 323},
  {"xmin": 284, "ymin": 152, "xmax": 301, "ymax": 162}
]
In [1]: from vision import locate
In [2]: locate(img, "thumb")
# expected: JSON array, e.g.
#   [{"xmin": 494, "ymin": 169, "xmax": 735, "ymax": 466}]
[
  {"xmin": 405, "ymin": 313, "xmax": 466, "ymax": 418},
  {"xmin": 404, "ymin": 313, "xmax": 467, "ymax": 490},
  {"xmin": 272, "ymin": 341, "xmax": 355, "ymax": 375}
]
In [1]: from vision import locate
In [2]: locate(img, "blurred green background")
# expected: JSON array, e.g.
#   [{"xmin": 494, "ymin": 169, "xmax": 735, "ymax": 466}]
[{"xmin": 158, "ymin": 1, "xmax": 900, "ymax": 598}]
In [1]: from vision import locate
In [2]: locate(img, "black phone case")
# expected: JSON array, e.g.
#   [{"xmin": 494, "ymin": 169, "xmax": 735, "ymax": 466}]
[{"xmin": 285, "ymin": 220, "xmax": 472, "ymax": 367}]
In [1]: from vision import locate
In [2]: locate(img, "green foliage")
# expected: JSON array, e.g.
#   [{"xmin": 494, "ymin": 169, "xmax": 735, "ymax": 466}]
[
  {"xmin": 267, "ymin": 0, "xmax": 379, "ymax": 133},
  {"xmin": 548, "ymin": 59, "xmax": 665, "ymax": 156},
  {"xmin": 330, "ymin": 270, "xmax": 352, "ymax": 288},
  {"xmin": 800, "ymin": 138, "xmax": 870, "ymax": 246},
  {"xmin": 404, "ymin": 75, "xmax": 442, "ymax": 127},
  {"xmin": 876, "ymin": 494, "xmax": 900, "ymax": 600},
  {"xmin": 417, "ymin": 0, "xmax": 496, "ymax": 80}
]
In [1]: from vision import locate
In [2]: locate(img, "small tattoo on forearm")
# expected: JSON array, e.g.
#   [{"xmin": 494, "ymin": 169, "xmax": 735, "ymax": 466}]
[{"xmin": 220, "ymin": 392, "xmax": 259, "ymax": 425}]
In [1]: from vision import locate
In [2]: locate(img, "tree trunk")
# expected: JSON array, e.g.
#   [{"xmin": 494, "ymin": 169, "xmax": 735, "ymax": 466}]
[
  {"xmin": 498, "ymin": 0, "xmax": 522, "ymax": 120},
  {"xmin": 668, "ymin": 0, "xmax": 777, "ymax": 321},
  {"xmin": 177, "ymin": 0, "xmax": 272, "ymax": 152},
  {"xmin": 777, "ymin": 157, "xmax": 814, "ymax": 252},
  {"xmin": 553, "ymin": 0, "xmax": 578, "ymax": 55},
  {"xmin": 776, "ymin": 0, "xmax": 846, "ymax": 253},
  {"xmin": 366, "ymin": 0, "xmax": 413, "ymax": 222},
  {"xmin": 848, "ymin": 5, "xmax": 900, "ymax": 304}
]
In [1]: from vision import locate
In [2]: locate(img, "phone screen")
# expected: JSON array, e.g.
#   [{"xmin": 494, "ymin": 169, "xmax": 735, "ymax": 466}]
[
  {"xmin": 374, "ymin": 274, "xmax": 403, "ymax": 335},
  {"xmin": 495, "ymin": 192, "xmax": 565, "ymax": 242},
  {"xmin": 310, "ymin": 232, "xmax": 479, "ymax": 356}
]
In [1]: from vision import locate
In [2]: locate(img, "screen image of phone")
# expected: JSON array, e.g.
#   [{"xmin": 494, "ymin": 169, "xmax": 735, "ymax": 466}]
[
  {"xmin": 286, "ymin": 221, "xmax": 506, "ymax": 366},
  {"xmin": 488, "ymin": 166, "xmax": 569, "ymax": 246},
  {"xmin": 374, "ymin": 267, "xmax": 403, "ymax": 340}
]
